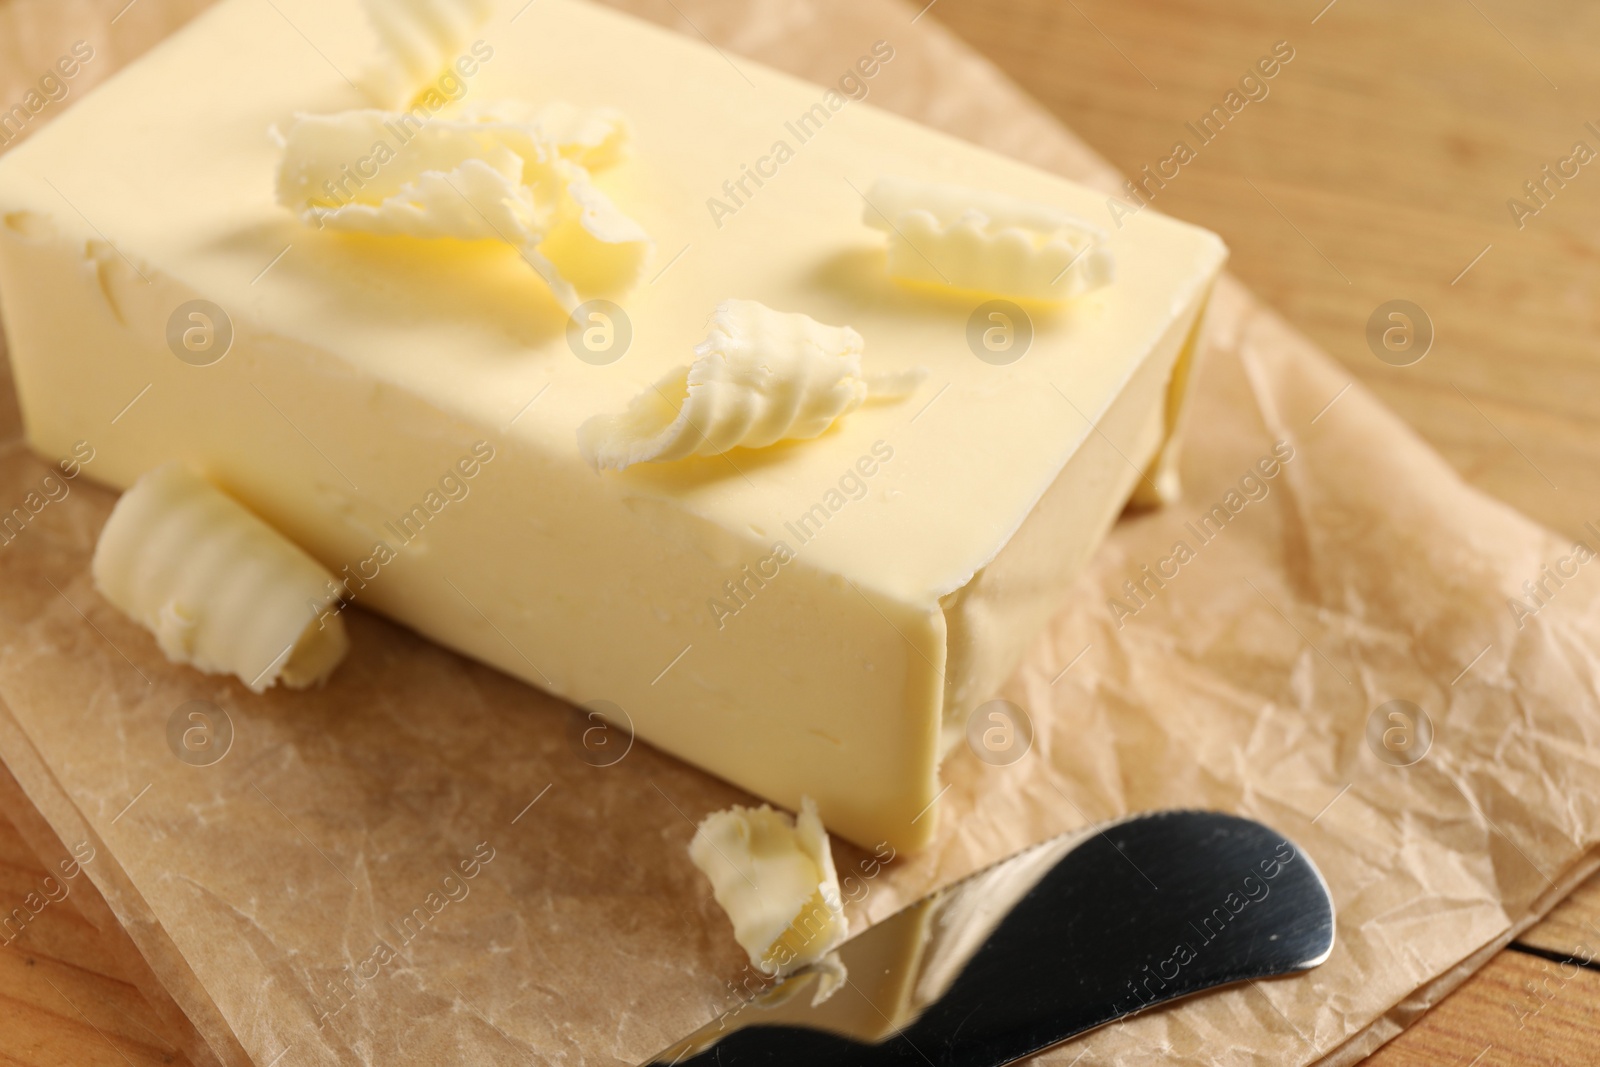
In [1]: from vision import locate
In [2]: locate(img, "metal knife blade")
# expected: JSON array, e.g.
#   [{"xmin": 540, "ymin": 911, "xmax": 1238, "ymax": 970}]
[{"xmin": 645, "ymin": 810, "xmax": 1335, "ymax": 1066}]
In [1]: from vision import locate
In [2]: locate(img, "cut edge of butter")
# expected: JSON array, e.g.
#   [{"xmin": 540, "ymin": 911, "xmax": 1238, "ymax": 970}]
[
  {"xmin": 688, "ymin": 795, "xmax": 849, "ymax": 978},
  {"xmin": 863, "ymin": 174, "xmax": 1114, "ymax": 303},
  {"xmin": 577, "ymin": 299, "xmax": 921, "ymax": 471},
  {"xmin": 90, "ymin": 462, "xmax": 349, "ymax": 693}
]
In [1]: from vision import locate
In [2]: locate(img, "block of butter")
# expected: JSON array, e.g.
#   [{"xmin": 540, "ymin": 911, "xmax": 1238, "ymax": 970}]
[{"xmin": 0, "ymin": 0, "xmax": 1224, "ymax": 852}]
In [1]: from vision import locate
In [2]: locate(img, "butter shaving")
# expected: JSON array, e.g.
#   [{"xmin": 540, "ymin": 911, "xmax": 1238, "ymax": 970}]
[
  {"xmin": 362, "ymin": 0, "xmax": 496, "ymax": 107},
  {"xmin": 275, "ymin": 104, "xmax": 651, "ymax": 311},
  {"xmin": 688, "ymin": 796, "xmax": 849, "ymax": 978},
  {"xmin": 864, "ymin": 175, "xmax": 1113, "ymax": 302},
  {"xmin": 91, "ymin": 463, "xmax": 349, "ymax": 693},
  {"xmin": 465, "ymin": 99, "xmax": 631, "ymax": 171},
  {"xmin": 578, "ymin": 299, "xmax": 921, "ymax": 471}
]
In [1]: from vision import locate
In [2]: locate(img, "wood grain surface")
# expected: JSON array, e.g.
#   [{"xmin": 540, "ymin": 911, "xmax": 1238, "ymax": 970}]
[
  {"xmin": 934, "ymin": 0, "xmax": 1600, "ymax": 547},
  {"xmin": 0, "ymin": 805, "xmax": 184, "ymax": 1066},
  {"xmin": 2, "ymin": 0, "xmax": 1598, "ymax": 1064}
]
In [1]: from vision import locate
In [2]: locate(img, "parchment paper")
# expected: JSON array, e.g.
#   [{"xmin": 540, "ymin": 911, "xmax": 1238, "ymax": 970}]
[{"xmin": 2, "ymin": 1, "xmax": 1600, "ymax": 1065}]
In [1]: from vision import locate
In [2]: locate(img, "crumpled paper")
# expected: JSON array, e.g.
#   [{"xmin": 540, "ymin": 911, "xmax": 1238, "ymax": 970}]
[{"xmin": 1, "ymin": 1, "xmax": 1599, "ymax": 1065}]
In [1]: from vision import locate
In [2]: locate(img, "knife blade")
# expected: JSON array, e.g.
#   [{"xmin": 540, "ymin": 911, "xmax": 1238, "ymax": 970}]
[{"xmin": 645, "ymin": 810, "xmax": 1335, "ymax": 1066}]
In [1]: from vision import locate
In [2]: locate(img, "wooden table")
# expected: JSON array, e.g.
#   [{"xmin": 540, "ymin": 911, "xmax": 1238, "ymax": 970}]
[{"xmin": 2, "ymin": 0, "xmax": 1598, "ymax": 1063}]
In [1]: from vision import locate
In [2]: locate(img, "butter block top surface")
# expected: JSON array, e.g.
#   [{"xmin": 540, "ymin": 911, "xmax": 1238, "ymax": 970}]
[{"xmin": 0, "ymin": 0, "xmax": 1225, "ymax": 608}]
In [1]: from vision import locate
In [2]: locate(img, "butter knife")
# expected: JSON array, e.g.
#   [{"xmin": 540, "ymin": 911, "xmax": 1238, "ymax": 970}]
[{"xmin": 646, "ymin": 810, "xmax": 1335, "ymax": 1065}]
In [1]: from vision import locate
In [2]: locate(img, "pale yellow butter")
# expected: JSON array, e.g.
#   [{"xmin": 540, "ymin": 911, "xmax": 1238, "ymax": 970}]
[
  {"xmin": 864, "ymin": 175, "xmax": 1113, "ymax": 302},
  {"xmin": 689, "ymin": 797, "xmax": 848, "ymax": 977},
  {"xmin": 92, "ymin": 463, "xmax": 349, "ymax": 692},
  {"xmin": 275, "ymin": 102, "xmax": 650, "ymax": 311},
  {"xmin": 577, "ymin": 298, "xmax": 920, "ymax": 470},
  {"xmin": 361, "ymin": 0, "xmax": 497, "ymax": 106},
  {"xmin": 0, "ymin": 0, "xmax": 1224, "ymax": 852}
]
